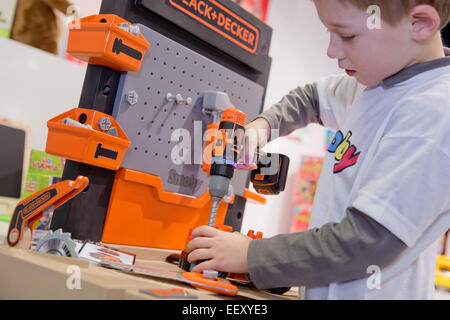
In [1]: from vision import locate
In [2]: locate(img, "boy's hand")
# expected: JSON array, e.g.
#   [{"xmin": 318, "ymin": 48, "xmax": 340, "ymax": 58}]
[
  {"xmin": 237, "ymin": 117, "xmax": 271, "ymax": 171},
  {"xmin": 186, "ymin": 225, "xmax": 252, "ymax": 274}
]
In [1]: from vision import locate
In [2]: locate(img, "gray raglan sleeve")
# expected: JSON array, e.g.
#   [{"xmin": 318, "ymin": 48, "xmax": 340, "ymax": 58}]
[
  {"xmin": 256, "ymin": 75, "xmax": 365, "ymax": 139},
  {"xmin": 247, "ymin": 207, "xmax": 407, "ymax": 289},
  {"xmin": 256, "ymin": 83, "xmax": 322, "ymax": 138}
]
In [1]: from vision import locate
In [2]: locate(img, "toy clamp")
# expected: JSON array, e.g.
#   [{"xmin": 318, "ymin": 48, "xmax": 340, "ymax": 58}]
[
  {"xmin": 6, "ymin": 176, "xmax": 89, "ymax": 249},
  {"xmin": 67, "ymin": 14, "xmax": 150, "ymax": 71}
]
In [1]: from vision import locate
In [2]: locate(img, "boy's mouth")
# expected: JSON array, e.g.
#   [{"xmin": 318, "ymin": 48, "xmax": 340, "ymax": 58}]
[{"xmin": 345, "ymin": 69, "xmax": 356, "ymax": 76}]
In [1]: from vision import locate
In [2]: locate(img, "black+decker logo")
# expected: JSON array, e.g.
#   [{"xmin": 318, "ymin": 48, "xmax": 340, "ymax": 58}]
[{"xmin": 169, "ymin": 0, "xmax": 260, "ymax": 54}]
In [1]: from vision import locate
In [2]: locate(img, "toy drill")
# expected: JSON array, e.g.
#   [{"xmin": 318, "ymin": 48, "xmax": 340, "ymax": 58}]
[
  {"xmin": 250, "ymin": 148, "xmax": 290, "ymax": 195},
  {"xmin": 179, "ymin": 108, "xmax": 246, "ymax": 274},
  {"xmin": 207, "ymin": 108, "xmax": 247, "ymax": 227},
  {"xmin": 179, "ymin": 108, "xmax": 290, "ymax": 274}
]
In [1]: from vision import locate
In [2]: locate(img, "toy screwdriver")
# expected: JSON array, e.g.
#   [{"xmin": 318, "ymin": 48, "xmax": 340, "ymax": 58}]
[
  {"xmin": 6, "ymin": 176, "xmax": 89, "ymax": 249},
  {"xmin": 250, "ymin": 148, "xmax": 290, "ymax": 195}
]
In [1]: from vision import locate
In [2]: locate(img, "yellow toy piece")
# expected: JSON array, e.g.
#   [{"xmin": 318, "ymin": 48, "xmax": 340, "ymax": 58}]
[{"xmin": 435, "ymin": 255, "xmax": 450, "ymax": 289}]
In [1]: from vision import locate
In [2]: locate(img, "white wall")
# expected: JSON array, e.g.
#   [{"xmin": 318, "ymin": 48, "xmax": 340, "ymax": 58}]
[
  {"xmin": 0, "ymin": 0, "xmax": 102, "ymax": 150},
  {"xmin": 240, "ymin": 0, "xmax": 342, "ymax": 237},
  {"xmin": 0, "ymin": 37, "xmax": 87, "ymax": 151}
]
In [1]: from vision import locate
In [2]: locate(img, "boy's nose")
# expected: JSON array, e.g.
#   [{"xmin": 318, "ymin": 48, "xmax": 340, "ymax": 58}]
[{"xmin": 327, "ymin": 33, "xmax": 345, "ymax": 60}]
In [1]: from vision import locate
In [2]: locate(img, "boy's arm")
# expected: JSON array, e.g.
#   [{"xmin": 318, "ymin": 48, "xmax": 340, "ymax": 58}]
[
  {"xmin": 247, "ymin": 207, "xmax": 407, "ymax": 289},
  {"xmin": 257, "ymin": 75, "xmax": 365, "ymax": 139},
  {"xmin": 257, "ymin": 83, "xmax": 322, "ymax": 138}
]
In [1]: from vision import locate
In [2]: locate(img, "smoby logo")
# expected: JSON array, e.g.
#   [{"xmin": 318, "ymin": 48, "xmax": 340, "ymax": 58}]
[{"xmin": 328, "ymin": 130, "xmax": 360, "ymax": 173}]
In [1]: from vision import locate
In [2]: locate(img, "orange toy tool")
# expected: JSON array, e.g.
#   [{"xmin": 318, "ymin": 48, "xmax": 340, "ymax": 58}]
[
  {"xmin": 6, "ymin": 176, "xmax": 89, "ymax": 249},
  {"xmin": 99, "ymin": 259, "xmax": 239, "ymax": 296}
]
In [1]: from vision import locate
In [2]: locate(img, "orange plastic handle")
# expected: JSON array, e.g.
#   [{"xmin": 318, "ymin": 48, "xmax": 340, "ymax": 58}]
[
  {"xmin": 6, "ymin": 176, "xmax": 89, "ymax": 248},
  {"xmin": 182, "ymin": 272, "xmax": 238, "ymax": 296}
]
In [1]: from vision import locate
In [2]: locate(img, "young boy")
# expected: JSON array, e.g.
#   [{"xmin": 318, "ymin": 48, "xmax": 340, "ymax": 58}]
[{"xmin": 186, "ymin": 0, "xmax": 450, "ymax": 299}]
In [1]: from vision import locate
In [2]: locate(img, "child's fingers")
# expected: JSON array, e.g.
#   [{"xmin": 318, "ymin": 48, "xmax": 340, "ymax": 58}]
[
  {"xmin": 191, "ymin": 259, "xmax": 216, "ymax": 273},
  {"xmin": 187, "ymin": 248, "xmax": 213, "ymax": 263},
  {"xmin": 236, "ymin": 163, "xmax": 258, "ymax": 171},
  {"xmin": 190, "ymin": 225, "xmax": 217, "ymax": 239},
  {"xmin": 186, "ymin": 236, "xmax": 212, "ymax": 253}
]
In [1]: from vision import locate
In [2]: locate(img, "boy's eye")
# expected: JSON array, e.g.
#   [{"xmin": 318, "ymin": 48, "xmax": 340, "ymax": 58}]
[{"xmin": 341, "ymin": 35, "xmax": 356, "ymax": 41}]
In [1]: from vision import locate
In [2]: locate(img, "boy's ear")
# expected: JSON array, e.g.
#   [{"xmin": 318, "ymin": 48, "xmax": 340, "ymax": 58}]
[{"xmin": 408, "ymin": 4, "xmax": 441, "ymax": 41}]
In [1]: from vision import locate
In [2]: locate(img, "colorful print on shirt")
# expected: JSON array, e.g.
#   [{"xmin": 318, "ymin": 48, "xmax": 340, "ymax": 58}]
[{"xmin": 328, "ymin": 130, "xmax": 360, "ymax": 173}]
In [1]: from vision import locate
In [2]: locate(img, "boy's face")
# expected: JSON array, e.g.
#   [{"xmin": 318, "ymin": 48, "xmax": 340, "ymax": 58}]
[{"xmin": 313, "ymin": 0, "xmax": 415, "ymax": 88}]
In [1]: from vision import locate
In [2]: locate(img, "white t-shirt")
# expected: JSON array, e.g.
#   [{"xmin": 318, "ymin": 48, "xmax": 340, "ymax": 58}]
[{"xmin": 306, "ymin": 66, "xmax": 450, "ymax": 299}]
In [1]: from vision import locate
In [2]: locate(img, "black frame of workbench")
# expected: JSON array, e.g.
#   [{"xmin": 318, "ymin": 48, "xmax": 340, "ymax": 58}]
[{"xmin": 51, "ymin": 0, "xmax": 273, "ymax": 241}]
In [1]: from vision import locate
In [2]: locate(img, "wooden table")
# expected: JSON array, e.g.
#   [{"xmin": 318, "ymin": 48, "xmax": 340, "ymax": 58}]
[{"xmin": 0, "ymin": 244, "xmax": 299, "ymax": 300}]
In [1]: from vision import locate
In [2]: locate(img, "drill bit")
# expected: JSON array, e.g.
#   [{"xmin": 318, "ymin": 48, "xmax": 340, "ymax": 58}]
[{"xmin": 208, "ymin": 198, "xmax": 220, "ymax": 227}]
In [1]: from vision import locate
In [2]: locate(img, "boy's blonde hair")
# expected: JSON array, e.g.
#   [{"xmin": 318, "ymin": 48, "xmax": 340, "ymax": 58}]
[{"xmin": 339, "ymin": 0, "xmax": 450, "ymax": 29}]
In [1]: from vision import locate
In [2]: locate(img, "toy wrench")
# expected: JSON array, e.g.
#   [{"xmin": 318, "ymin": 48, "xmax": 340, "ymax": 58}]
[{"xmin": 6, "ymin": 176, "xmax": 89, "ymax": 249}]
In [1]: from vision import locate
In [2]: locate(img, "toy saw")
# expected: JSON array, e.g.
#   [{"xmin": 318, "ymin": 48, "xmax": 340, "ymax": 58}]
[{"xmin": 6, "ymin": 176, "xmax": 89, "ymax": 249}]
